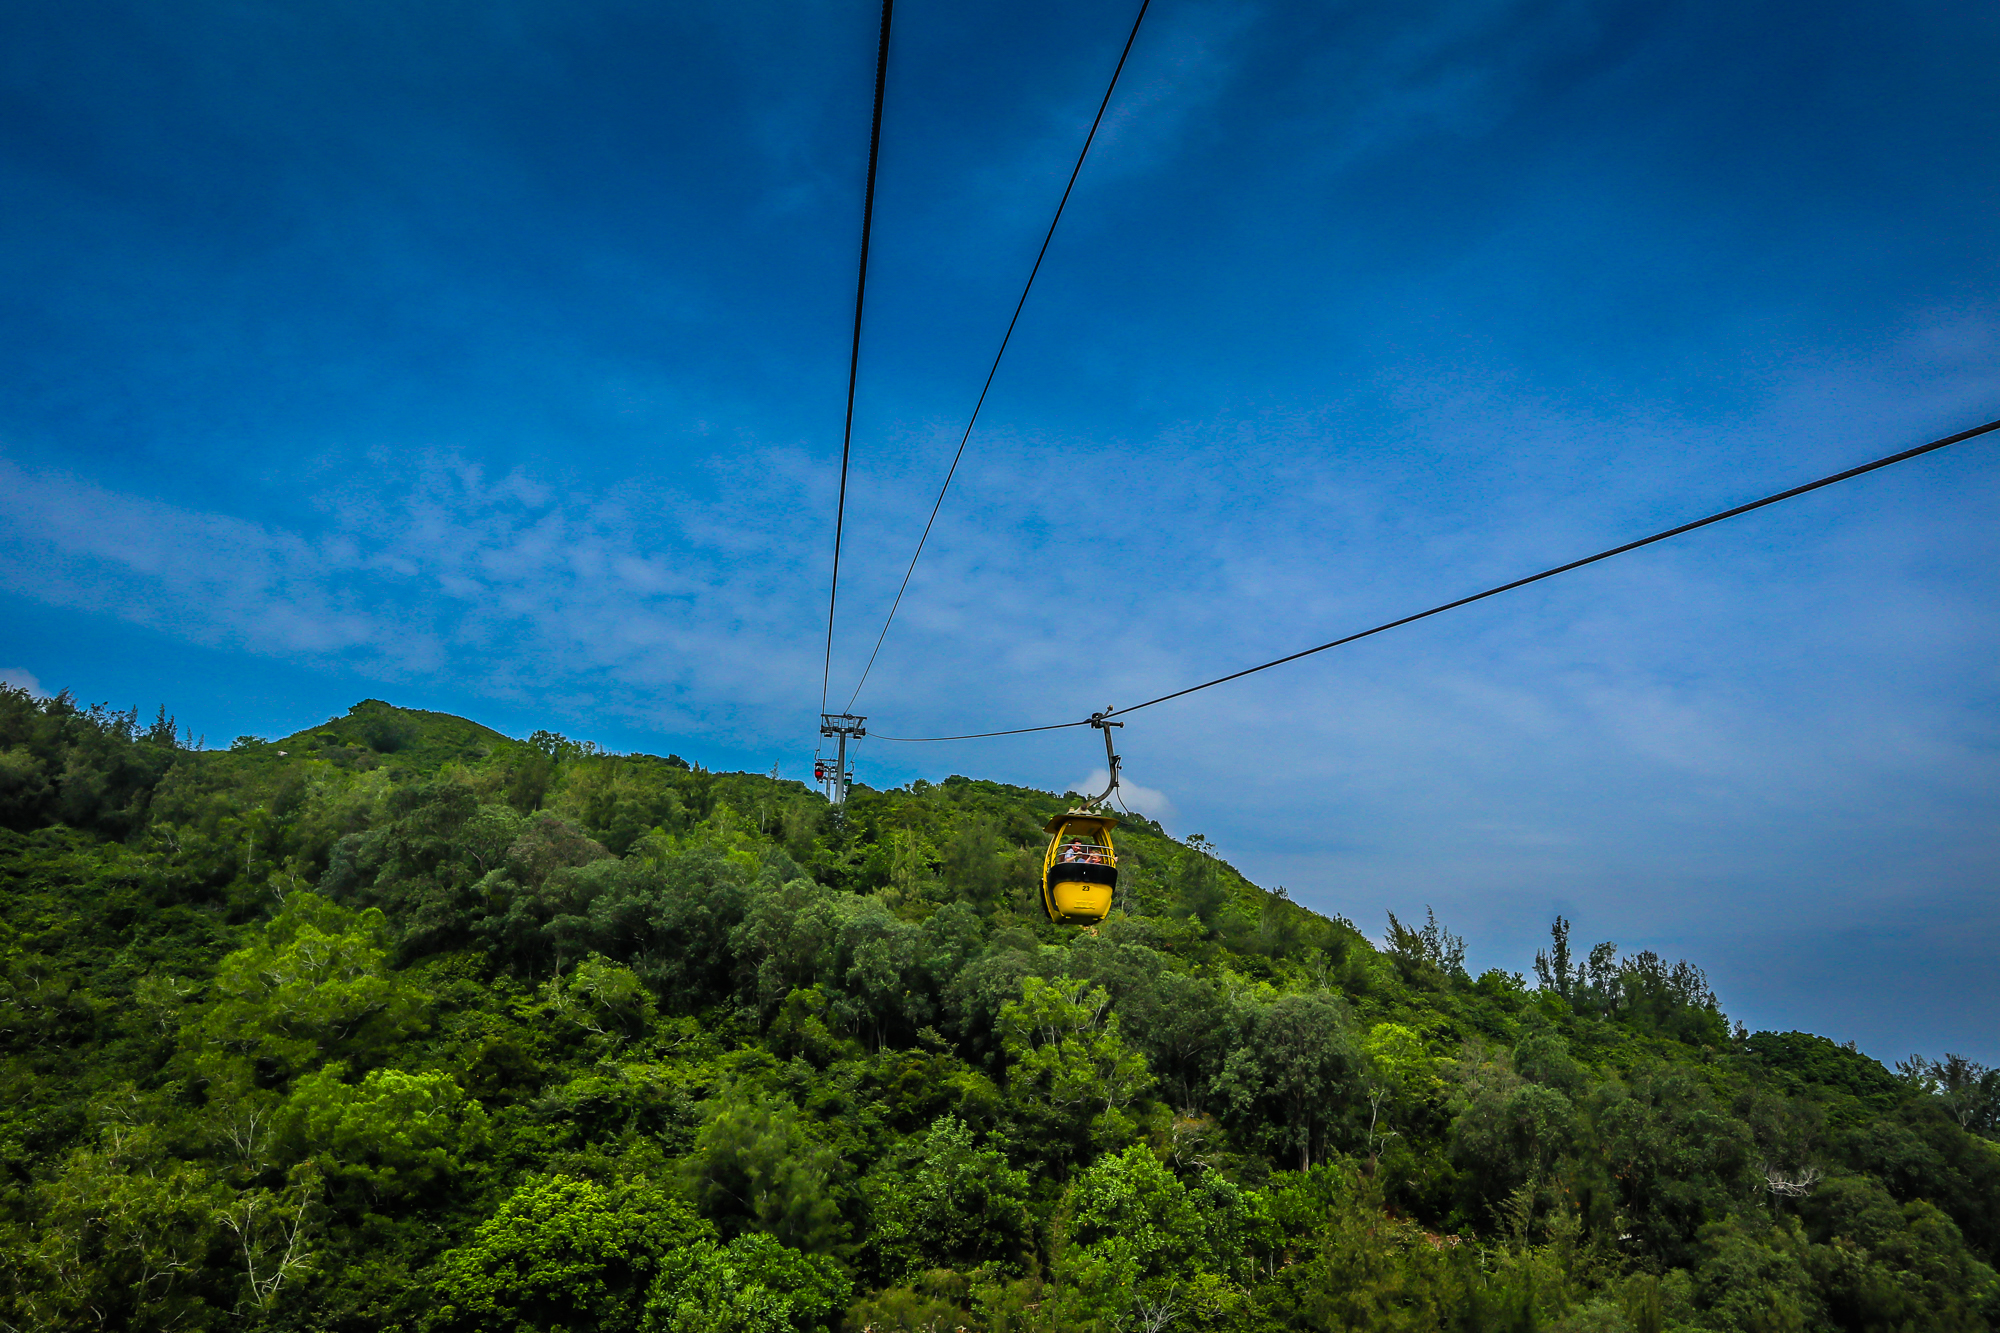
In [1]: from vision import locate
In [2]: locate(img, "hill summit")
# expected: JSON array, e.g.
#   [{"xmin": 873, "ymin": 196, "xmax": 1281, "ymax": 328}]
[{"xmin": 1, "ymin": 688, "xmax": 1994, "ymax": 1332}]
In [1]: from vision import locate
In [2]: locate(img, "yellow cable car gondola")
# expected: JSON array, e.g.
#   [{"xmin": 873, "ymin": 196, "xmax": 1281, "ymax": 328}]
[
  {"xmin": 1041, "ymin": 810, "xmax": 1118, "ymax": 924},
  {"xmin": 1039, "ymin": 710, "xmax": 1126, "ymax": 925}
]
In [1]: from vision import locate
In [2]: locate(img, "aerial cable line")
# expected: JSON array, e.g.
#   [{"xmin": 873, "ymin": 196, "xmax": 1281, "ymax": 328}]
[
  {"xmin": 871, "ymin": 415, "xmax": 2000, "ymax": 742},
  {"xmin": 843, "ymin": 0, "xmax": 1156, "ymax": 714},
  {"xmin": 872, "ymin": 718, "xmax": 1095, "ymax": 742},
  {"xmin": 822, "ymin": 0, "xmax": 897, "ymax": 716}
]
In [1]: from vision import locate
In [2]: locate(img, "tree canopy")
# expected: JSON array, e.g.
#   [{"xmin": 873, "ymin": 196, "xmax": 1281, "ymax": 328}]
[{"xmin": 1, "ymin": 685, "xmax": 1995, "ymax": 1332}]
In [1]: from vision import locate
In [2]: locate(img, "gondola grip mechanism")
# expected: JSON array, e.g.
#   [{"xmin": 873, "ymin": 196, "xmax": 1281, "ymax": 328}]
[{"xmin": 1086, "ymin": 707, "xmax": 1122, "ymax": 809}]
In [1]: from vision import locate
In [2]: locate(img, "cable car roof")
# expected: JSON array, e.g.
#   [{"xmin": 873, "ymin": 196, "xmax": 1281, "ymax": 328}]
[{"xmin": 1044, "ymin": 810, "xmax": 1118, "ymax": 834}]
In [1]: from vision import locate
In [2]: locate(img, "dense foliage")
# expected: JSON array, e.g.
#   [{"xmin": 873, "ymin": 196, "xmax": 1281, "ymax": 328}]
[{"xmin": 2, "ymin": 687, "xmax": 1995, "ymax": 1332}]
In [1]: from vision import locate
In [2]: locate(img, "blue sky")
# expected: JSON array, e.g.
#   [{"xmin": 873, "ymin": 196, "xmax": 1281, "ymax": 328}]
[{"xmin": 3, "ymin": 0, "xmax": 1997, "ymax": 1062}]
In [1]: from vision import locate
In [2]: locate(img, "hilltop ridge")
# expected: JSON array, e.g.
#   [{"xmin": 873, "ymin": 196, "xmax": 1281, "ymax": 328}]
[{"xmin": 1, "ymin": 687, "xmax": 1995, "ymax": 1332}]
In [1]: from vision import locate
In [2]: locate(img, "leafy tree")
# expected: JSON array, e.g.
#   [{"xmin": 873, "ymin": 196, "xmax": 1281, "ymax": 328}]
[
  {"xmin": 0, "ymin": 686, "xmax": 184, "ymax": 837},
  {"xmin": 1742, "ymin": 1029, "xmax": 1899, "ymax": 1111},
  {"xmin": 554, "ymin": 756, "xmax": 690, "ymax": 854},
  {"xmin": 1902, "ymin": 1053, "xmax": 2000, "ymax": 1138},
  {"xmin": 351, "ymin": 702, "xmax": 421, "ymax": 754},
  {"xmin": 641, "ymin": 1234, "xmax": 849, "ymax": 1333},
  {"xmin": 1119, "ymin": 968, "xmax": 1233, "ymax": 1113},
  {"xmin": 278, "ymin": 1064, "xmax": 488, "ymax": 1201},
  {"xmin": 219, "ymin": 1162, "xmax": 324, "ymax": 1314},
  {"xmin": 1593, "ymin": 1064, "xmax": 1753, "ymax": 1265},
  {"xmin": 7, "ymin": 1139, "xmax": 227, "ymax": 1330},
  {"xmin": 902, "ymin": 898, "xmax": 985, "ymax": 1032},
  {"xmin": 732, "ymin": 875, "xmax": 844, "ymax": 1014},
  {"xmin": 1260, "ymin": 1164, "xmax": 1482, "ymax": 1331},
  {"xmin": 1051, "ymin": 1143, "xmax": 1272, "ymax": 1329},
  {"xmin": 681, "ymin": 1098, "xmax": 846, "ymax": 1253},
  {"xmin": 1384, "ymin": 907, "xmax": 1469, "ymax": 988},
  {"xmin": 427, "ymin": 1175, "xmax": 707, "ymax": 1333},
  {"xmin": 194, "ymin": 891, "xmax": 424, "ymax": 1082},
  {"xmin": 316, "ymin": 779, "xmax": 488, "ymax": 952},
  {"xmin": 999, "ymin": 976, "xmax": 1155, "ymax": 1169},
  {"xmin": 1361, "ymin": 1021, "xmax": 1441, "ymax": 1172},
  {"xmin": 766, "ymin": 986, "xmax": 853, "ymax": 1066},
  {"xmin": 824, "ymin": 893, "xmax": 920, "ymax": 1049},
  {"xmin": 546, "ymin": 954, "xmax": 657, "ymax": 1044},
  {"xmin": 1691, "ymin": 1214, "xmax": 1821, "ymax": 1332},
  {"xmin": 943, "ymin": 936, "xmax": 1051, "ymax": 1064},
  {"xmin": 564, "ymin": 847, "xmax": 753, "ymax": 1008},
  {"xmin": 941, "ymin": 814, "xmax": 1008, "ymax": 907},
  {"xmin": 1450, "ymin": 1081, "xmax": 1576, "ymax": 1212},
  {"xmin": 1214, "ymin": 990, "xmax": 1359, "ymax": 1170},
  {"xmin": 1170, "ymin": 835, "xmax": 1232, "ymax": 927},
  {"xmin": 1511, "ymin": 1029, "xmax": 1588, "ymax": 1097},
  {"xmin": 862, "ymin": 1115, "xmax": 1032, "ymax": 1281},
  {"xmin": 1534, "ymin": 914, "xmax": 1577, "ymax": 1000},
  {"xmin": 1611, "ymin": 949, "xmax": 1728, "ymax": 1044}
]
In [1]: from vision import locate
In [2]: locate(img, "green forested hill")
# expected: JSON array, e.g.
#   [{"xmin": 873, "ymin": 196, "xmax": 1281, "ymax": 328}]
[{"xmin": 1, "ymin": 688, "xmax": 1996, "ymax": 1332}]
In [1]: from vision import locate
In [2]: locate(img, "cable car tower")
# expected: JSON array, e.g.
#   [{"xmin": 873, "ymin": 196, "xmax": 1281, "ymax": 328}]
[{"xmin": 818, "ymin": 713, "xmax": 865, "ymax": 805}]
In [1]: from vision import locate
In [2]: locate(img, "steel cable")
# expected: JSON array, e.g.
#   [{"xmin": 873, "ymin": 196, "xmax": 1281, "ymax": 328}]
[
  {"xmin": 872, "ymin": 416, "xmax": 2000, "ymax": 740},
  {"xmin": 843, "ymin": 0, "xmax": 1155, "ymax": 713},
  {"xmin": 822, "ymin": 0, "xmax": 896, "ymax": 714}
]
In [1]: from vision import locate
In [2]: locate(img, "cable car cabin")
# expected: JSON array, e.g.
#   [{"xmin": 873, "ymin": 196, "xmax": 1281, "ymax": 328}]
[{"xmin": 1041, "ymin": 812, "xmax": 1118, "ymax": 925}]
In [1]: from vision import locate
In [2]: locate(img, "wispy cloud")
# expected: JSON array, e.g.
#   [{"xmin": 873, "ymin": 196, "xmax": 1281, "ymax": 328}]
[
  {"xmin": 0, "ymin": 449, "xmax": 834, "ymax": 737},
  {"xmin": 0, "ymin": 666, "xmax": 42, "ymax": 696},
  {"xmin": 0, "ymin": 456, "xmax": 386, "ymax": 656}
]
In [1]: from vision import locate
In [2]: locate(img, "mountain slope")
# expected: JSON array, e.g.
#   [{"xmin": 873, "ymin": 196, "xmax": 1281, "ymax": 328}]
[{"xmin": 1, "ymin": 688, "xmax": 1995, "ymax": 1333}]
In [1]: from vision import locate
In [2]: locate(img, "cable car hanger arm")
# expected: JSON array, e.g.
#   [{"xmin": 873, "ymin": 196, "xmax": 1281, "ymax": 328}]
[
  {"xmin": 1084, "ymin": 710, "xmax": 1122, "ymax": 807},
  {"xmin": 868, "ymin": 415, "xmax": 2000, "ymax": 743}
]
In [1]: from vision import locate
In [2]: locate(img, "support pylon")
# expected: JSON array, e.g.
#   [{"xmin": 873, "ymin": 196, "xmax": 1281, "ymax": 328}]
[{"xmin": 818, "ymin": 713, "xmax": 866, "ymax": 805}]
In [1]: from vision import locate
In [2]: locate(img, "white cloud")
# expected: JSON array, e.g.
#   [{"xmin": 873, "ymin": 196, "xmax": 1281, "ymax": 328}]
[
  {"xmin": 1068, "ymin": 768, "xmax": 1176, "ymax": 822},
  {"xmin": 0, "ymin": 667, "xmax": 42, "ymax": 696},
  {"xmin": 0, "ymin": 449, "xmax": 831, "ymax": 742}
]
